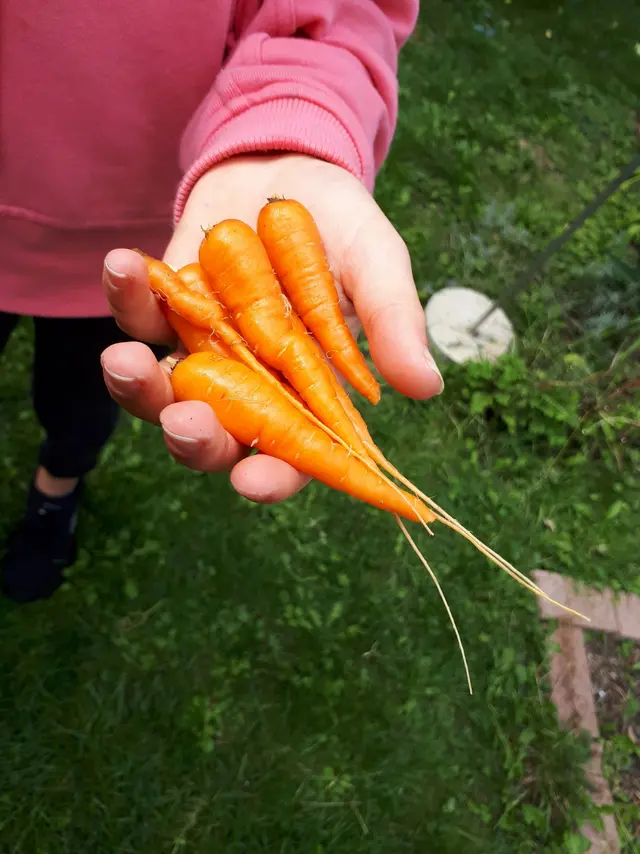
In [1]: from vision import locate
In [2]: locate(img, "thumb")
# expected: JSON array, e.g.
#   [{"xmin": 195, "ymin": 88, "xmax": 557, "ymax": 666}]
[{"xmin": 342, "ymin": 214, "xmax": 443, "ymax": 400}]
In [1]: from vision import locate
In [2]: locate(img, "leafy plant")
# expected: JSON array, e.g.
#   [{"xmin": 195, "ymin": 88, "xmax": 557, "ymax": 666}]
[{"xmin": 444, "ymin": 344, "xmax": 638, "ymax": 471}]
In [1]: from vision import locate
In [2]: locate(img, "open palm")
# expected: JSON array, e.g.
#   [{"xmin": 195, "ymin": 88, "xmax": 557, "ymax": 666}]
[{"xmin": 100, "ymin": 153, "xmax": 442, "ymax": 504}]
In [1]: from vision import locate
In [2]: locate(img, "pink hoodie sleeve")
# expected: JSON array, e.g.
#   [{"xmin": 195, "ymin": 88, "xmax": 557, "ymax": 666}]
[{"xmin": 173, "ymin": 0, "xmax": 419, "ymax": 224}]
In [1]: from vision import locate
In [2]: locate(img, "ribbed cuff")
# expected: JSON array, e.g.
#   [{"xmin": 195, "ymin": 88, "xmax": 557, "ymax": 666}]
[{"xmin": 173, "ymin": 98, "xmax": 367, "ymax": 225}]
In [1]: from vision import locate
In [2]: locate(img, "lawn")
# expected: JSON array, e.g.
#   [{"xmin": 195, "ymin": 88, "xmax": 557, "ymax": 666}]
[{"xmin": 1, "ymin": 0, "xmax": 639, "ymax": 851}]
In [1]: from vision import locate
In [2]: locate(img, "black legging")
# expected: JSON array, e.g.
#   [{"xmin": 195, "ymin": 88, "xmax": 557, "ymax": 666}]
[{"xmin": 0, "ymin": 312, "xmax": 166, "ymax": 479}]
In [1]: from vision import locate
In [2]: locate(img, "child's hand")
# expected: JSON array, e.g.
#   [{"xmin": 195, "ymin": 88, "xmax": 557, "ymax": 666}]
[{"xmin": 101, "ymin": 153, "xmax": 443, "ymax": 504}]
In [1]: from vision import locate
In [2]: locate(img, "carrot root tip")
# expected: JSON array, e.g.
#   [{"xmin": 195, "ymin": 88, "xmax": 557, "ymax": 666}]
[{"xmin": 395, "ymin": 515, "xmax": 472, "ymax": 695}]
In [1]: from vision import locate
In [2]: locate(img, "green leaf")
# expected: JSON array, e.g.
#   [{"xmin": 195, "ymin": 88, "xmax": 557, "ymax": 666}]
[
  {"xmin": 606, "ymin": 499, "xmax": 628, "ymax": 520},
  {"xmin": 522, "ymin": 803, "xmax": 545, "ymax": 828},
  {"xmin": 470, "ymin": 391, "xmax": 493, "ymax": 415},
  {"xmin": 327, "ymin": 602, "xmax": 344, "ymax": 625},
  {"xmin": 124, "ymin": 578, "xmax": 139, "ymax": 600},
  {"xmin": 564, "ymin": 831, "xmax": 590, "ymax": 854}
]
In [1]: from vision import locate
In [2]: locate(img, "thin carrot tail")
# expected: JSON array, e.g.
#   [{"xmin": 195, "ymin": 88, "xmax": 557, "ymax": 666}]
[
  {"xmin": 396, "ymin": 515, "xmax": 472, "ymax": 694},
  {"xmin": 310, "ymin": 334, "xmax": 589, "ymax": 622},
  {"xmin": 376, "ymin": 451, "xmax": 589, "ymax": 622}
]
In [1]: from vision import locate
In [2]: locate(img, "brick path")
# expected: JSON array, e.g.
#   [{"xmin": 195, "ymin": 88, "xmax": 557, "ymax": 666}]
[{"xmin": 532, "ymin": 569, "xmax": 640, "ymax": 854}]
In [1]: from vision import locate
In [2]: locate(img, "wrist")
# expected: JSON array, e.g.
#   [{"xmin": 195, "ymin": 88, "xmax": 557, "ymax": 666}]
[{"xmin": 175, "ymin": 98, "xmax": 368, "ymax": 226}]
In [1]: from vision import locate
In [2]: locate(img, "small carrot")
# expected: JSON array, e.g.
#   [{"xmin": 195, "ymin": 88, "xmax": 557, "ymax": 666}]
[
  {"xmin": 175, "ymin": 261, "xmax": 313, "ymax": 404},
  {"xmin": 165, "ymin": 309, "xmax": 233, "ymax": 359},
  {"xmin": 144, "ymin": 255, "xmax": 225, "ymax": 329},
  {"xmin": 257, "ymin": 197, "xmax": 380, "ymax": 405},
  {"xmin": 145, "ymin": 259, "xmax": 228, "ymax": 358},
  {"xmin": 175, "ymin": 263, "xmax": 280, "ymax": 364},
  {"xmin": 146, "ymin": 257, "xmax": 313, "ymax": 407},
  {"xmin": 171, "ymin": 351, "xmax": 433, "ymax": 524},
  {"xmin": 177, "ymin": 262, "xmax": 213, "ymax": 296},
  {"xmin": 198, "ymin": 220, "xmax": 371, "ymax": 458}
]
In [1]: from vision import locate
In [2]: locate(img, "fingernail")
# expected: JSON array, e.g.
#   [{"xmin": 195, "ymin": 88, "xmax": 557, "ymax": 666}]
[
  {"xmin": 159, "ymin": 412, "xmax": 201, "ymax": 447},
  {"xmin": 162, "ymin": 428, "xmax": 199, "ymax": 446},
  {"xmin": 425, "ymin": 349, "xmax": 444, "ymax": 394},
  {"xmin": 104, "ymin": 260, "xmax": 128, "ymax": 288},
  {"xmin": 102, "ymin": 363, "xmax": 137, "ymax": 384}
]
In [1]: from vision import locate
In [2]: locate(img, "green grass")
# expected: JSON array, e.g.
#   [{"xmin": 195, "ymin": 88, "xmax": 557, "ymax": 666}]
[{"xmin": 1, "ymin": 0, "xmax": 639, "ymax": 851}]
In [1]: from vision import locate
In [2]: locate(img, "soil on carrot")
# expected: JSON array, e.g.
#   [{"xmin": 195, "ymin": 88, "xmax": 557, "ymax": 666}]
[{"xmin": 586, "ymin": 631, "xmax": 640, "ymax": 849}]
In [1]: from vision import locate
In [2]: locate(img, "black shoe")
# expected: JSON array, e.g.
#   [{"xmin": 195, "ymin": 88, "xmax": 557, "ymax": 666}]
[{"xmin": 1, "ymin": 480, "xmax": 82, "ymax": 603}]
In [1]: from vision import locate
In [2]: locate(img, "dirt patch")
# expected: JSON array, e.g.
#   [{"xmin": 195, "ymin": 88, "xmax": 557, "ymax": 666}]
[{"xmin": 586, "ymin": 631, "xmax": 640, "ymax": 849}]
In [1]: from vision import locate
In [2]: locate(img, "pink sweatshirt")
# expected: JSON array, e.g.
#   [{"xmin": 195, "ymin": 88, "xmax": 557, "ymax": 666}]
[{"xmin": 0, "ymin": 0, "xmax": 418, "ymax": 319}]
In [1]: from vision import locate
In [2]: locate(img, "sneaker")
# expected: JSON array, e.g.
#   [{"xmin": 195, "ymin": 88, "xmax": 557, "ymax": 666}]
[{"xmin": 1, "ymin": 480, "xmax": 82, "ymax": 603}]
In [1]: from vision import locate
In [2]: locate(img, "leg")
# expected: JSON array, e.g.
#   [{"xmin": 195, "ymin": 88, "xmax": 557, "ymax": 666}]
[
  {"xmin": 32, "ymin": 316, "xmax": 130, "ymax": 482},
  {"xmin": 33, "ymin": 317, "xmax": 169, "ymax": 480},
  {"xmin": 0, "ymin": 311, "xmax": 20, "ymax": 357},
  {"xmin": 2, "ymin": 315, "xmax": 168, "ymax": 602}
]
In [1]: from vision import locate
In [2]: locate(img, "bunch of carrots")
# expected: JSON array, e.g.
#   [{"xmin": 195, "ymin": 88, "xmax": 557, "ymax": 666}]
[{"xmin": 137, "ymin": 198, "xmax": 585, "ymax": 692}]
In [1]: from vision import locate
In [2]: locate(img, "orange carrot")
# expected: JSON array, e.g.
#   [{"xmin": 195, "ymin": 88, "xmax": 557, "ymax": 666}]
[
  {"xmin": 145, "ymin": 256, "xmax": 226, "ymax": 328},
  {"xmin": 164, "ymin": 255, "xmax": 456, "ymax": 533},
  {"xmin": 170, "ymin": 264, "xmax": 240, "ymax": 357},
  {"xmin": 257, "ymin": 197, "xmax": 380, "ymax": 405},
  {"xmin": 143, "ymin": 257, "xmax": 313, "ymax": 410},
  {"xmin": 171, "ymin": 351, "xmax": 433, "ymax": 523},
  {"xmin": 147, "ymin": 258, "xmax": 402, "ymax": 494},
  {"xmin": 177, "ymin": 262, "xmax": 213, "ymax": 296},
  {"xmin": 148, "ymin": 260, "xmax": 228, "ymax": 357},
  {"xmin": 198, "ymin": 219, "xmax": 370, "ymax": 457},
  {"xmin": 165, "ymin": 310, "xmax": 234, "ymax": 359}
]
